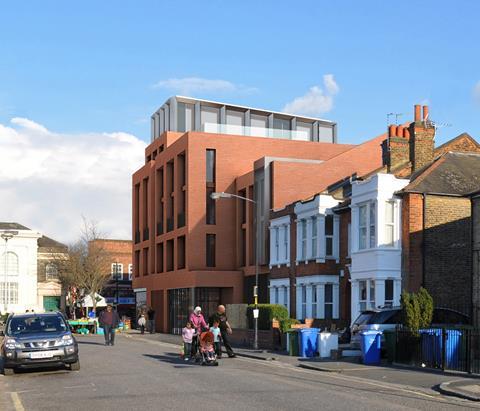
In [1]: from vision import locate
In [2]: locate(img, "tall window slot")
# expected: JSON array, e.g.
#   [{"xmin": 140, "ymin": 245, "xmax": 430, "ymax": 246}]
[
  {"xmin": 206, "ymin": 149, "xmax": 216, "ymax": 225},
  {"xmin": 324, "ymin": 284, "xmax": 333, "ymax": 319},
  {"xmin": 369, "ymin": 203, "xmax": 376, "ymax": 248},
  {"xmin": 359, "ymin": 205, "xmax": 367, "ymax": 250},
  {"xmin": 385, "ymin": 279, "xmax": 394, "ymax": 307},
  {"xmin": 301, "ymin": 220, "xmax": 307, "ymax": 260},
  {"xmin": 312, "ymin": 285, "xmax": 317, "ymax": 318},
  {"xmin": 325, "ymin": 215, "xmax": 334, "ymax": 257}
]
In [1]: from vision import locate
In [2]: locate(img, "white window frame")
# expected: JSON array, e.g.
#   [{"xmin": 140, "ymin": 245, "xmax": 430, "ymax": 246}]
[
  {"xmin": 301, "ymin": 220, "xmax": 307, "ymax": 261},
  {"xmin": 283, "ymin": 225, "xmax": 289, "ymax": 262},
  {"xmin": 384, "ymin": 279, "xmax": 394, "ymax": 307},
  {"xmin": 359, "ymin": 279, "xmax": 375, "ymax": 312},
  {"xmin": 128, "ymin": 264, "xmax": 133, "ymax": 280},
  {"xmin": 311, "ymin": 284, "xmax": 317, "ymax": 318},
  {"xmin": 275, "ymin": 227, "xmax": 280, "ymax": 262},
  {"xmin": 369, "ymin": 203, "xmax": 376, "ymax": 248},
  {"xmin": 111, "ymin": 263, "xmax": 123, "ymax": 280},
  {"xmin": 358, "ymin": 202, "xmax": 376, "ymax": 250},
  {"xmin": 45, "ymin": 263, "xmax": 59, "ymax": 281},
  {"xmin": 301, "ymin": 285, "xmax": 307, "ymax": 319},
  {"xmin": 324, "ymin": 284, "xmax": 333, "ymax": 319},
  {"xmin": 385, "ymin": 201, "xmax": 395, "ymax": 247},
  {"xmin": 311, "ymin": 216, "xmax": 317, "ymax": 259},
  {"xmin": 325, "ymin": 214, "xmax": 334, "ymax": 257}
]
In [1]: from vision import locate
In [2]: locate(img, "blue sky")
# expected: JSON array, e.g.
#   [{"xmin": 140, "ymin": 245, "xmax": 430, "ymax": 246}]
[
  {"xmin": 1, "ymin": 0, "xmax": 479, "ymax": 144},
  {"xmin": 1, "ymin": 1, "xmax": 479, "ymax": 241}
]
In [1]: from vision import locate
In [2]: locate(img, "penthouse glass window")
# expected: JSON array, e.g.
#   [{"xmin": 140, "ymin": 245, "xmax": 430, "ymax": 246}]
[
  {"xmin": 177, "ymin": 102, "xmax": 195, "ymax": 132},
  {"xmin": 296, "ymin": 121, "xmax": 313, "ymax": 141},
  {"xmin": 201, "ymin": 106, "xmax": 220, "ymax": 128},
  {"xmin": 226, "ymin": 110, "xmax": 244, "ymax": 127},
  {"xmin": 206, "ymin": 234, "xmax": 216, "ymax": 267}
]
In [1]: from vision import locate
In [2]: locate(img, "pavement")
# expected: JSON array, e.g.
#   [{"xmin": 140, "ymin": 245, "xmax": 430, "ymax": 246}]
[{"xmin": 125, "ymin": 330, "xmax": 480, "ymax": 400}]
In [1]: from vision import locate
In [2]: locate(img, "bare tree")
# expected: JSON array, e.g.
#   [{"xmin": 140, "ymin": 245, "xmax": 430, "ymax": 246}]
[{"xmin": 55, "ymin": 218, "xmax": 110, "ymax": 316}]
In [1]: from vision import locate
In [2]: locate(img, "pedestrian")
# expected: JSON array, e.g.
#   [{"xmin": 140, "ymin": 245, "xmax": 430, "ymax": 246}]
[
  {"xmin": 98, "ymin": 304, "xmax": 120, "ymax": 346},
  {"xmin": 209, "ymin": 305, "xmax": 235, "ymax": 358},
  {"xmin": 189, "ymin": 306, "xmax": 207, "ymax": 357},
  {"xmin": 138, "ymin": 313, "xmax": 146, "ymax": 334},
  {"xmin": 182, "ymin": 321, "xmax": 195, "ymax": 361},
  {"xmin": 210, "ymin": 320, "xmax": 222, "ymax": 357},
  {"xmin": 147, "ymin": 307, "xmax": 156, "ymax": 334}
]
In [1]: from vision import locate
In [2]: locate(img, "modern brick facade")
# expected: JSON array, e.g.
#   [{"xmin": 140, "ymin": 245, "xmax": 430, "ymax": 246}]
[{"xmin": 132, "ymin": 97, "xmax": 384, "ymax": 333}]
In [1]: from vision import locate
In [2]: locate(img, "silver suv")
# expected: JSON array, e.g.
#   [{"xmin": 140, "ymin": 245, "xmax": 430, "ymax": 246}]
[{"xmin": 1, "ymin": 312, "xmax": 79, "ymax": 375}]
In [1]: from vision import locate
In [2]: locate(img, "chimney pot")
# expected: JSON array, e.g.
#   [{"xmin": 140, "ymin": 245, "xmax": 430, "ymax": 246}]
[
  {"xmin": 388, "ymin": 124, "xmax": 397, "ymax": 138},
  {"xmin": 414, "ymin": 104, "xmax": 421, "ymax": 122},
  {"xmin": 397, "ymin": 125, "xmax": 404, "ymax": 137},
  {"xmin": 423, "ymin": 105, "xmax": 429, "ymax": 121}
]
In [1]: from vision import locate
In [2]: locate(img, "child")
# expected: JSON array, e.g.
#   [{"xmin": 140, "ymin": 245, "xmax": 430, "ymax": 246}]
[
  {"xmin": 210, "ymin": 320, "xmax": 222, "ymax": 357},
  {"xmin": 182, "ymin": 321, "xmax": 195, "ymax": 361},
  {"xmin": 138, "ymin": 313, "xmax": 146, "ymax": 334}
]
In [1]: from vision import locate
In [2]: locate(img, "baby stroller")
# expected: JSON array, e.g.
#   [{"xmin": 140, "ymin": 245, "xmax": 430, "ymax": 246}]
[{"xmin": 199, "ymin": 331, "xmax": 219, "ymax": 366}]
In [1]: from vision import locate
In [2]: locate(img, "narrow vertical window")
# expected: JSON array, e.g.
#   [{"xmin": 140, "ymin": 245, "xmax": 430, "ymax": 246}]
[
  {"xmin": 385, "ymin": 280, "xmax": 394, "ymax": 307},
  {"xmin": 385, "ymin": 201, "xmax": 395, "ymax": 246},
  {"xmin": 206, "ymin": 187, "xmax": 216, "ymax": 224},
  {"xmin": 206, "ymin": 149, "xmax": 216, "ymax": 183},
  {"xmin": 301, "ymin": 285, "xmax": 307, "ymax": 319},
  {"xmin": 325, "ymin": 215, "xmax": 334, "ymax": 257},
  {"xmin": 284, "ymin": 287, "xmax": 288, "ymax": 308},
  {"xmin": 359, "ymin": 205, "xmax": 367, "ymax": 250},
  {"xmin": 284, "ymin": 225, "xmax": 289, "ymax": 261},
  {"xmin": 359, "ymin": 280, "xmax": 367, "ymax": 311},
  {"xmin": 206, "ymin": 234, "xmax": 216, "ymax": 267},
  {"xmin": 312, "ymin": 285, "xmax": 317, "ymax": 318},
  {"xmin": 275, "ymin": 227, "xmax": 279, "ymax": 261},
  {"xmin": 324, "ymin": 284, "xmax": 333, "ymax": 319},
  {"xmin": 369, "ymin": 280, "xmax": 375, "ymax": 309},
  {"xmin": 311, "ymin": 216, "xmax": 317, "ymax": 258},
  {"xmin": 274, "ymin": 287, "xmax": 279, "ymax": 305},
  {"xmin": 369, "ymin": 203, "xmax": 376, "ymax": 248},
  {"xmin": 301, "ymin": 220, "xmax": 307, "ymax": 260}
]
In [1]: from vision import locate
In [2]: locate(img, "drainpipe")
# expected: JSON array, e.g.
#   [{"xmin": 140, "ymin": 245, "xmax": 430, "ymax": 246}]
[{"xmin": 422, "ymin": 194, "xmax": 426, "ymax": 288}]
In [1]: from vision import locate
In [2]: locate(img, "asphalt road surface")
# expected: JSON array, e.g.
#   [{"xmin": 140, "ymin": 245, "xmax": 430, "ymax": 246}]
[{"xmin": 1, "ymin": 334, "xmax": 479, "ymax": 411}]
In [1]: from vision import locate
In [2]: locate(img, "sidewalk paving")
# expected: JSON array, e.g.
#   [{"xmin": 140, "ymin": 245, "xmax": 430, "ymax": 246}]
[{"xmin": 123, "ymin": 330, "xmax": 480, "ymax": 399}]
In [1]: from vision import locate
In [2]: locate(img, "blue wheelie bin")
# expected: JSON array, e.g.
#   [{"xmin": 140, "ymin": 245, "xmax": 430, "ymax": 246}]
[
  {"xmin": 299, "ymin": 328, "xmax": 320, "ymax": 357},
  {"xmin": 360, "ymin": 330, "xmax": 382, "ymax": 365}
]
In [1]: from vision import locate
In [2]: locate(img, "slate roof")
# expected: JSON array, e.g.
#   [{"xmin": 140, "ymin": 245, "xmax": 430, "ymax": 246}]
[
  {"xmin": 401, "ymin": 152, "xmax": 480, "ymax": 196},
  {"xmin": 38, "ymin": 235, "xmax": 67, "ymax": 249},
  {"xmin": 0, "ymin": 222, "xmax": 31, "ymax": 230}
]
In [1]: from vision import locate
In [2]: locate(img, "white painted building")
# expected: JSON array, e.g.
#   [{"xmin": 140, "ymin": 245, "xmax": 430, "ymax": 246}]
[
  {"xmin": 269, "ymin": 195, "xmax": 342, "ymax": 320},
  {"xmin": 350, "ymin": 173, "xmax": 409, "ymax": 323},
  {"xmin": 0, "ymin": 224, "xmax": 41, "ymax": 313}
]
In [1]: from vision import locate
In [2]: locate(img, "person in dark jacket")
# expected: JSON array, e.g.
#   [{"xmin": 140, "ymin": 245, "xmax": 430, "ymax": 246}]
[
  {"xmin": 99, "ymin": 305, "xmax": 121, "ymax": 346},
  {"xmin": 209, "ymin": 305, "xmax": 235, "ymax": 358},
  {"xmin": 147, "ymin": 307, "xmax": 156, "ymax": 334}
]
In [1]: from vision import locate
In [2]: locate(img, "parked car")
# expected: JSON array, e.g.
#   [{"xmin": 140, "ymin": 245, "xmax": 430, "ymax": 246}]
[
  {"xmin": 1, "ymin": 312, "xmax": 79, "ymax": 375},
  {"xmin": 350, "ymin": 307, "xmax": 470, "ymax": 348}
]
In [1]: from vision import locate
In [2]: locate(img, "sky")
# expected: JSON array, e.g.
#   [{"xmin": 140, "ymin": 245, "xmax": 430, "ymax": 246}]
[{"xmin": 1, "ymin": 0, "xmax": 479, "ymax": 242}]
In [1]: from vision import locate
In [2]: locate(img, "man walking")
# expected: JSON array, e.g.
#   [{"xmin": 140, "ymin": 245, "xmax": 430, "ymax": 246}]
[
  {"xmin": 209, "ymin": 305, "xmax": 235, "ymax": 358},
  {"xmin": 147, "ymin": 307, "xmax": 156, "ymax": 334},
  {"xmin": 99, "ymin": 304, "xmax": 120, "ymax": 346}
]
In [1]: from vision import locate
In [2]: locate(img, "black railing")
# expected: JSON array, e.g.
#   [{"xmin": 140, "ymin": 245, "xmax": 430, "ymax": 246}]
[
  {"xmin": 167, "ymin": 217, "xmax": 174, "ymax": 232},
  {"xmin": 143, "ymin": 227, "xmax": 149, "ymax": 241},
  {"xmin": 156, "ymin": 222, "xmax": 163, "ymax": 236},
  {"xmin": 394, "ymin": 327, "xmax": 480, "ymax": 374},
  {"xmin": 177, "ymin": 212, "xmax": 185, "ymax": 228},
  {"xmin": 134, "ymin": 230, "xmax": 140, "ymax": 244}
]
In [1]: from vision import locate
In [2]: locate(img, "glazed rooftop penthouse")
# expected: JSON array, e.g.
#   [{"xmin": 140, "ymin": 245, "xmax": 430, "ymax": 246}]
[{"xmin": 150, "ymin": 96, "xmax": 337, "ymax": 143}]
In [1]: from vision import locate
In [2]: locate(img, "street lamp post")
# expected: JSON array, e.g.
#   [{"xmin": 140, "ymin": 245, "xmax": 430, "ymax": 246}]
[
  {"xmin": 1, "ymin": 231, "xmax": 18, "ymax": 314},
  {"xmin": 211, "ymin": 192, "xmax": 260, "ymax": 350}
]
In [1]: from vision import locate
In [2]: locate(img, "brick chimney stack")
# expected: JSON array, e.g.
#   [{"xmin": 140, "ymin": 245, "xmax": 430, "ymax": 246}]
[
  {"xmin": 384, "ymin": 104, "xmax": 436, "ymax": 174},
  {"xmin": 409, "ymin": 104, "xmax": 435, "ymax": 172}
]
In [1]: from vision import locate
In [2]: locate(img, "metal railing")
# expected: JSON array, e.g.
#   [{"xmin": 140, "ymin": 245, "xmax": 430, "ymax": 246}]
[{"xmin": 394, "ymin": 327, "xmax": 480, "ymax": 374}]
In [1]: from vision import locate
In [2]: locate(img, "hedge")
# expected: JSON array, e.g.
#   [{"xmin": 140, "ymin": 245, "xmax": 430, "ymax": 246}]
[{"xmin": 247, "ymin": 304, "xmax": 289, "ymax": 330}]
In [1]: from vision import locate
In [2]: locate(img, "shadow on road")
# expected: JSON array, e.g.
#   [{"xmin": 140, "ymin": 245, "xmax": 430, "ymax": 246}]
[
  {"xmin": 77, "ymin": 341, "xmax": 106, "ymax": 346},
  {"xmin": 143, "ymin": 353, "xmax": 199, "ymax": 368}
]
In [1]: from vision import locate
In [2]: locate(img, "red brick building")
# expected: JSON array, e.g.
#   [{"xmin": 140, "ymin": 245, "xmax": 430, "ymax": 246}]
[
  {"xmin": 90, "ymin": 239, "xmax": 135, "ymax": 318},
  {"xmin": 131, "ymin": 96, "xmax": 387, "ymax": 333}
]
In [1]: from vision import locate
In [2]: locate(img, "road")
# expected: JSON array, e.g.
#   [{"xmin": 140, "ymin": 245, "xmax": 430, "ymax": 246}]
[{"xmin": 1, "ymin": 334, "xmax": 479, "ymax": 411}]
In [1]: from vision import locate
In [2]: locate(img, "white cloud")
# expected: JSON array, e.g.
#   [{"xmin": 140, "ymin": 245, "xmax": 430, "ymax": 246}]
[
  {"xmin": 152, "ymin": 76, "xmax": 257, "ymax": 95},
  {"xmin": 282, "ymin": 74, "xmax": 339, "ymax": 117},
  {"xmin": 474, "ymin": 81, "xmax": 480, "ymax": 105},
  {"xmin": 0, "ymin": 118, "xmax": 147, "ymax": 243}
]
